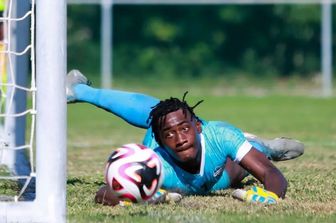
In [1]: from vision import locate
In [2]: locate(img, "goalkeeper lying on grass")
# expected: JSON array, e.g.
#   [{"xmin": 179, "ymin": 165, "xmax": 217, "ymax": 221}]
[{"xmin": 66, "ymin": 70, "xmax": 304, "ymax": 206}]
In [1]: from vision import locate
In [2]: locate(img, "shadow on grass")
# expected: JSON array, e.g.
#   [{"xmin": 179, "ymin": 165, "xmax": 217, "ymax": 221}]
[{"xmin": 67, "ymin": 176, "xmax": 103, "ymax": 186}]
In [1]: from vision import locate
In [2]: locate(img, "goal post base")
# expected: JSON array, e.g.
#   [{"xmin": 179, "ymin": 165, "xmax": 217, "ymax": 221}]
[{"xmin": 0, "ymin": 198, "xmax": 66, "ymax": 223}]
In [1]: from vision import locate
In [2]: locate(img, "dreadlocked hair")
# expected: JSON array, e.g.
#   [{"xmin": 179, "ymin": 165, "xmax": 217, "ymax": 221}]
[{"xmin": 147, "ymin": 91, "xmax": 204, "ymax": 148}]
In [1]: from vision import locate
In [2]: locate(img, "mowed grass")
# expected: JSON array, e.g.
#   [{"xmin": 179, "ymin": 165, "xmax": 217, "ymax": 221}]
[{"xmin": 67, "ymin": 83, "xmax": 336, "ymax": 223}]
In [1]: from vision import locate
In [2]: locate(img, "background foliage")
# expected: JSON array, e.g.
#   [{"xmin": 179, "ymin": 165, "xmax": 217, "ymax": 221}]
[{"xmin": 67, "ymin": 4, "xmax": 334, "ymax": 79}]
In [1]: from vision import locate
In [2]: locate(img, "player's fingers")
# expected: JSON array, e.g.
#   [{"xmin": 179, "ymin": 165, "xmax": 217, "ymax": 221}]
[{"xmin": 95, "ymin": 185, "xmax": 120, "ymax": 206}]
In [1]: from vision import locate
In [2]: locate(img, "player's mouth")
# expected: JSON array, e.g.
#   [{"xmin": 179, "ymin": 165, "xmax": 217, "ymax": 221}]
[{"xmin": 176, "ymin": 145, "xmax": 193, "ymax": 153}]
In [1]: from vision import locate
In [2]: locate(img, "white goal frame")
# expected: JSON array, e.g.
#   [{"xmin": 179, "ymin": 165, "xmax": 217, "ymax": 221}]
[{"xmin": 0, "ymin": 0, "xmax": 67, "ymax": 222}]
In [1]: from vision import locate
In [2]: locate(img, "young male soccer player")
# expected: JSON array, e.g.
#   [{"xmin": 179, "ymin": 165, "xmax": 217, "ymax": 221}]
[{"xmin": 66, "ymin": 70, "xmax": 304, "ymax": 205}]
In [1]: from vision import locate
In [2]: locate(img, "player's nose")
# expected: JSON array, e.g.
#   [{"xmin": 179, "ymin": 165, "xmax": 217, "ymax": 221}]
[{"xmin": 175, "ymin": 132, "xmax": 187, "ymax": 147}]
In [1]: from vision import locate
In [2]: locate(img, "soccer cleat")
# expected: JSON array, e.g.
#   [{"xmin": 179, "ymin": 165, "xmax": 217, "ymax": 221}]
[
  {"xmin": 66, "ymin": 69, "xmax": 91, "ymax": 103},
  {"xmin": 244, "ymin": 133, "xmax": 304, "ymax": 161}
]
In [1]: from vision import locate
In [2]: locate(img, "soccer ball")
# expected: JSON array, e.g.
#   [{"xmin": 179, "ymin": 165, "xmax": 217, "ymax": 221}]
[{"xmin": 105, "ymin": 143, "xmax": 163, "ymax": 203}]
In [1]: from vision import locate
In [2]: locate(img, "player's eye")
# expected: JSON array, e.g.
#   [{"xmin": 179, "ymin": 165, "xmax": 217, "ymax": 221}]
[
  {"xmin": 164, "ymin": 132, "xmax": 174, "ymax": 139},
  {"xmin": 181, "ymin": 126, "xmax": 189, "ymax": 132}
]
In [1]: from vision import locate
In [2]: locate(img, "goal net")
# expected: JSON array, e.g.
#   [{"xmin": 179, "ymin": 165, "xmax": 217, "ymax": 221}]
[
  {"xmin": 0, "ymin": 0, "xmax": 36, "ymax": 202},
  {"xmin": 0, "ymin": 0, "xmax": 67, "ymax": 222}
]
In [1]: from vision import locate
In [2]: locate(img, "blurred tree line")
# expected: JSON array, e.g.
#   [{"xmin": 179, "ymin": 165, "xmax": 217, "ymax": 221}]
[{"xmin": 67, "ymin": 4, "xmax": 333, "ymax": 79}]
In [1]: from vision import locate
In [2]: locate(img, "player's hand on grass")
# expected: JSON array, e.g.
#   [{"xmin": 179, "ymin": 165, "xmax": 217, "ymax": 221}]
[
  {"xmin": 95, "ymin": 186, "xmax": 183, "ymax": 206},
  {"xmin": 95, "ymin": 185, "xmax": 120, "ymax": 206},
  {"xmin": 232, "ymin": 186, "xmax": 279, "ymax": 204},
  {"xmin": 119, "ymin": 189, "xmax": 182, "ymax": 206},
  {"xmin": 95, "ymin": 185, "xmax": 133, "ymax": 207},
  {"xmin": 119, "ymin": 189, "xmax": 183, "ymax": 206}
]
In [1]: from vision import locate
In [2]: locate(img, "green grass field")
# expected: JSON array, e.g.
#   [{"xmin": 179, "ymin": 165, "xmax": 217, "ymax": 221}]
[{"xmin": 66, "ymin": 80, "xmax": 336, "ymax": 223}]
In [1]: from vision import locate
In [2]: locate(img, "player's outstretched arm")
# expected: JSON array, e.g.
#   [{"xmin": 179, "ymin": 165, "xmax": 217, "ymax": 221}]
[{"xmin": 239, "ymin": 148, "xmax": 288, "ymax": 198}]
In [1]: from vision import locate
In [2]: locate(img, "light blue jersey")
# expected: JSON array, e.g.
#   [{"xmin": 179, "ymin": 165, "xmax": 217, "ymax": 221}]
[{"xmin": 142, "ymin": 120, "xmax": 253, "ymax": 195}]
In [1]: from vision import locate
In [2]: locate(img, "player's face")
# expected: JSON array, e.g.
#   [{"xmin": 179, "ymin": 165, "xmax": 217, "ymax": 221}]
[{"xmin": 159, "ymin": 109, "xmax": 202, "ymax": 163}]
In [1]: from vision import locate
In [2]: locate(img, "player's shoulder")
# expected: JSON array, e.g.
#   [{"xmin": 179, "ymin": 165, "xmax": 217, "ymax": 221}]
[
  {"xmin": 203, "ymin": 120, "xmax": 240, "ymax": 132},
  {"xmin": 202, "ymin": 120, "xmax": 245, "ymax": 141}
]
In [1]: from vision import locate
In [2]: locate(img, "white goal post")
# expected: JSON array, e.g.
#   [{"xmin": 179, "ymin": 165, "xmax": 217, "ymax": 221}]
[{"xmin": 0, "ymin": 0, "xmax": 67, "ymax": 222}]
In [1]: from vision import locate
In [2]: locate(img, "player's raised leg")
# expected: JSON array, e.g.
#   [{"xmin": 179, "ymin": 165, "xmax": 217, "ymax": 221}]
[
  {"xmin": 66, "ymin": 69, "xmax": 91, "ymax": 102},
  {"xmin": 66, "ymin": 69, "xmax": 159, "ymax": 128},
  {"xmin": 244, "ymin": 132, "xmax": 304, "ymax": 161}
]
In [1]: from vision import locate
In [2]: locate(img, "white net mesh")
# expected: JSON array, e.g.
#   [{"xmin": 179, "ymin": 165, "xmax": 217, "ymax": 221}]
[{"xmin": 0, "ymin": 0, "xmax": 36, "ymax": 201}]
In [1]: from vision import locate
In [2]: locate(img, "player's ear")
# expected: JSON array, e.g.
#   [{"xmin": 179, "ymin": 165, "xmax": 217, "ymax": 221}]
[{"xmin": 196, "ymin": 120, "xmax": 202, "ymax": 133}]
